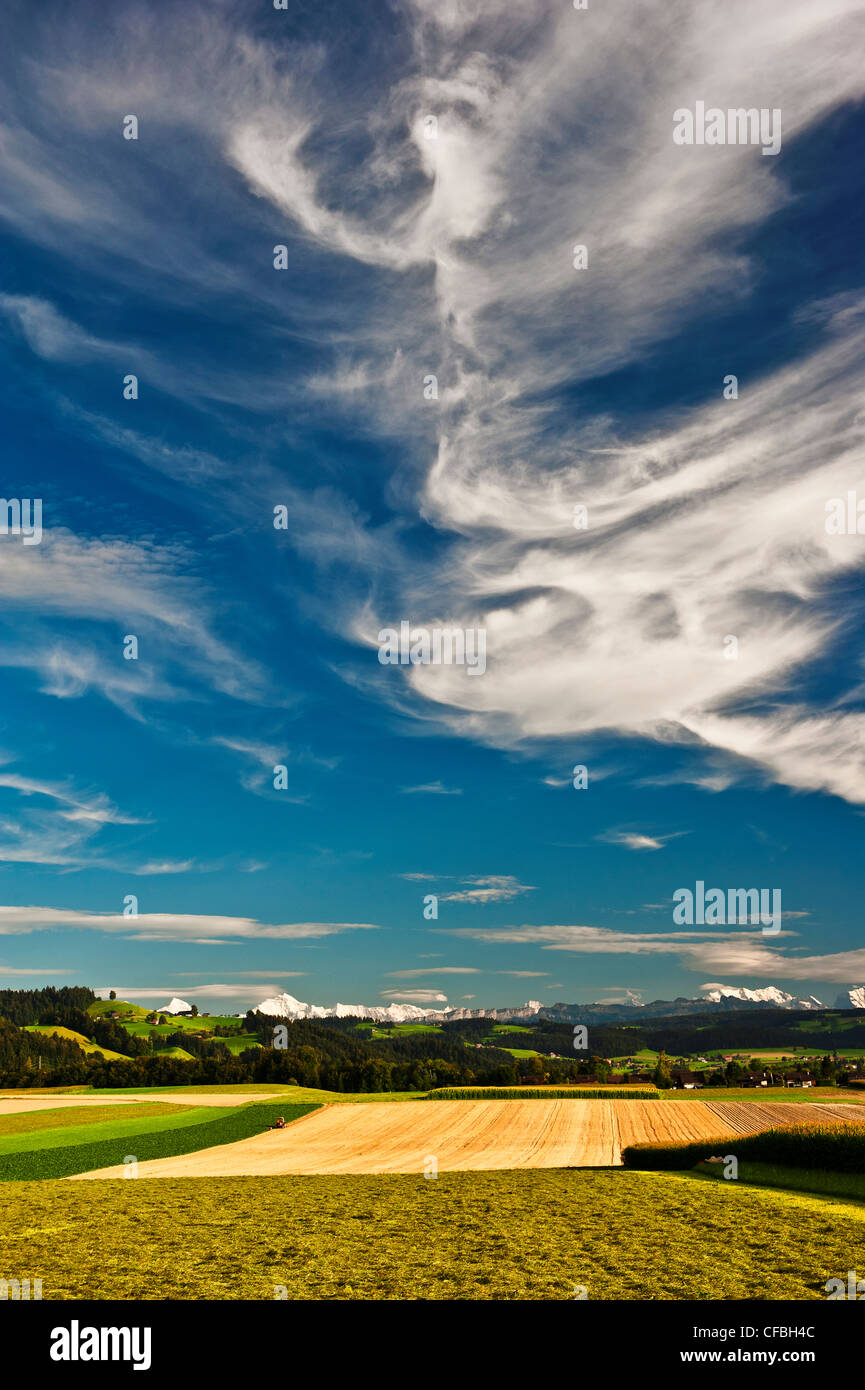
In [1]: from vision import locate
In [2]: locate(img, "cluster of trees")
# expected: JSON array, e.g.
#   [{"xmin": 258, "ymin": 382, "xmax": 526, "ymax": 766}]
[
  {"xmin": 0, "ymin": 1017, "xmax": 94, "ymax": 1080},
  {"xmin": 641, "ymin": 1010, "xmax": 865, "ymax": 1054},
  {"xmin": 0, "ymin": 986, "xmax": 96, "ymax": 1028}
]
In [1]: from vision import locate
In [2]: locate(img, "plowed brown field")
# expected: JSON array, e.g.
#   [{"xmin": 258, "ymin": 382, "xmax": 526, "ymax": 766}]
[{"xmin": 70, "ymin": 1096, "xmax": 865, "ymax": 1180}]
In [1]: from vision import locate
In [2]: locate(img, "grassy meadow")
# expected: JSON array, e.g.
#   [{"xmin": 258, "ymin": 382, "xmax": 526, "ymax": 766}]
[
  {"xmin": 3, "ymin": 1167, "xmax": 864, "ymax": 1300},
  {"xmin": 695, "ymin": 1160, "xmax": 865, "ymax": 1206}
]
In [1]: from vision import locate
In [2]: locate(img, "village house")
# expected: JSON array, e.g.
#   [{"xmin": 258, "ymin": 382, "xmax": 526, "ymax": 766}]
[{"xmin": 671, "ymin": 1069, "xmax": 702, "ymax": 1090}]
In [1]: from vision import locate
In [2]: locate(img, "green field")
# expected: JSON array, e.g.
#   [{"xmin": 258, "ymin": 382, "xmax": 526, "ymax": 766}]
[
  {"xmin": 355, "ymin": 1023, "xmax": 443, "ymax": 1038},
  {"xmin": 82, "ymin": 1083, "xmax": 427, "ymax": 1104},
  {"xmin": 3, "ymin": 1167, "xmax": 863, "ymax": 1299},
  {"xmin": 0, "ymin": 1105, "xmax": 209, "ymax": 1158},
  {"xmin": 88, "ymin": 1000, "xmax": 149, "ymax": 1019},
  {"xmin": 112, "ymin": 1016, "xmax": 260, "ymax": 1050},
  {"xmin": 0, "ymin": 1100, "xmax": 317, "ymax": 1180},
  {"xmin": 0, "ymin": 1102, "xmax": 193, "ymax": 1139},
  {"xmin": 89, "ymin": 1000, "xmax": 260, "ymax": 1054},
  {"xmin": 698, "ymin": 1047, "xmax": 865, "ymax": 1063},
  {"xmin": 656, "ymin": 1086, "xmax": 864, "ymax": 1102},
  {"xmin": 118, "ymin": 1016, "xmax": 247, "ymax": 1035},
  {"xmin": 90, "ymin": 1002, "xmax": 240, "ymax": 1028},
  {"xmin": 695, "ymin": 1160, "xmax": 865, "ymax": 1205},
  {"xmin": 795, "ymin": 1015, "xmax": 865, "ymax": 1035},
  {"xmin": 428, "ymin": 1085, "xmax": 659, "ymax": 1099}
]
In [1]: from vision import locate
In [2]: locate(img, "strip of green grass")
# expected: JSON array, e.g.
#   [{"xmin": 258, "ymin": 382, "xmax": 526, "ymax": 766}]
[
  {"xmin": 624, "ymin": 1121, "xmax": 865, "ymax": 1172},
  {"xmin": 0, "ymin": 1102, "xmax": 195, "ymax": 1139},
  {"xmin": 0, "ymin": 1101, "xmax": 317, "ymax": 1181},
  {"xmin": 0, "ymin": 1106, "xmax": 218, "ymax": 1157},
  {"xmin": 429, "ymin": 1086, "xmax": 659, "ymax": 1099},
  {"xmin": 216, "ymin": 1037, "xmax": 262, "ymax": 1054},
  {"xmin": 657, "ymin": 1086, "xmax": 863, "ymax": 1102},
  {"xmin": 84, "ymin": 1084, "xmax": 424, "ymax": 1103},
  {"xmin": 4, "ymin": 1168, "xmax": 864, "ymax": 1299},
  {"xmin": 693, "ymin": 1160, "xmax": 865, "ymax": 1206}
]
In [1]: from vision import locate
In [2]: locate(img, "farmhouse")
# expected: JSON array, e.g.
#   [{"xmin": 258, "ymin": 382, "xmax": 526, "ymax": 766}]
[{"xmin": 671, "ymin": 1070, "xmax": 702, "ymax": 1090}]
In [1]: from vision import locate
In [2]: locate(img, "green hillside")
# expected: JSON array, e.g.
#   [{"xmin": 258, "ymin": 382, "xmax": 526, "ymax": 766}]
[
  {"xmin": 88, "ymin": 999, "xmax": 149, "ymax": 1019},
  {"xmin": 24, "ymin": 1025, "xmax": 131, "ymax": 1063}
]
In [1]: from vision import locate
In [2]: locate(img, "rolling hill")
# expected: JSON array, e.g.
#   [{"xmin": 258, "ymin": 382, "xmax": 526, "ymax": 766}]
[{"xmin": 24, "ymin": 1026, "xmax": 131, "ymax": 1063}]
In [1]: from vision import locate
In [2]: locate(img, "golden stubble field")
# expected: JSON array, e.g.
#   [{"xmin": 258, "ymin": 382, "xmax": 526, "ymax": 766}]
[{"xmin": 69, "ymin": 1096, "xmax": 865, "ymax": 1179}]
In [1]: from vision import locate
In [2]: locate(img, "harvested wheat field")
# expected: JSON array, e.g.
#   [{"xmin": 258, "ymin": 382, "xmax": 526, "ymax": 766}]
[
  {"xmin": 70, "ymin": 1096, "xmax": 865, "ymax": 1180},
  {"xmin": 702, "ymin": 1099, "xmax": 865, "ymax": 1134}
]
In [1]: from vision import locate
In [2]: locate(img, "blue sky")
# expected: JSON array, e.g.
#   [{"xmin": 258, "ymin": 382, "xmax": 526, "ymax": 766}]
[{"xmin": 0, "ymin": 0, "xmax": 864, "ymax": 1014}]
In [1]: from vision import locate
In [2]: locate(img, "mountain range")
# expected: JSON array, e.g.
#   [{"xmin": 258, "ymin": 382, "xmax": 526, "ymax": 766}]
[{"xmin": 254, "ymin": 985, "xmax": 865, "ymax": 1025}]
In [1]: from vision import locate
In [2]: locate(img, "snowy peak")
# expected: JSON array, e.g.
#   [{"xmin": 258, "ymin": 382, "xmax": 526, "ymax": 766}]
[
  {"xmin": 835, "ymin": 987, "xmax": 865, "ymax": 1010},
  {"xmin": 255, "ymin": 992, "xmax": 432, "ymax": 1024},
  {"xmin": 701, "ymin": 985, "xmax": 824, "ymax": 1009},
  {"xmin": 155, "ymin": 996, "xmax": 193, "ymax": 1015},
  {"xmin": 254, "ymin": 992, "xmax": 544, "ymax": 1024}
]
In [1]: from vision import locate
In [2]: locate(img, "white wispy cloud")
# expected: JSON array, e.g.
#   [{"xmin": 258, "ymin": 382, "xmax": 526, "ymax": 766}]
[
  {"xmin": 385, "ymin": 966, "xmax": 480, "ymax": 977},
  {"xmin": 0, "ymin": 907, "xmax": 379, "ymax": 944},
  {"xmin": 440, "ymin": 920, "xmax": 865, "ymax": 983},
  {"xmin": 0, "ymin": 965, "xmax": 77, "ymax": 976},
  {"xmin": 213, "ymin": 0, "xmax": 865, "ymax": 804},
  {"xmin": 2, "ymin": 0, "xmax": 864, "ymax": 814},
  {"xmin": 440, "ymin": 875, "xmax": 536, "ymax": 904},
  {"xmin": 400, "ymin": 781, "xmax": 463, "ymax": 795},
  {"xmin": 0, "ymin": 529, "xmax": 268, "ymax": 712},
  {"xmin": 380, "ymin": 988, "xmax": 448, "ymax": 1003},
  {"xmin": 595, "ymin": 830, "xmax": 686, "ymax": 852},
  {"xmin": 95, "ymin": 983, "xmax": 289, "ymax": 1002}
]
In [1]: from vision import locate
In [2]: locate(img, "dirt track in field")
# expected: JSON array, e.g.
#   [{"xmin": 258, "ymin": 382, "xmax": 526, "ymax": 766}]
[{"xmin": 69, "ymin": 1097, "xmax": 865, "ymax": 1180}]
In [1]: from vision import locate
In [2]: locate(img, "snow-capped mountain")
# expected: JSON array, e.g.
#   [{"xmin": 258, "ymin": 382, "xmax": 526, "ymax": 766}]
[
  {"xmin": 155, "ymin": 996, "xmax": 193, "ymax": 1015},
  {"xmin": 701, "ymin": 985, "xmax": 824, "ymax": 1009},
  {"xmin": 254, "ymin": 991, "xmax": 543, "ymax": 1024},
  {"xmin": 254, "ymin": 985, "xmax": 834, "ymax": 1028},
  {"xmin": 256, "ymin": 992, "xmax": 434, "ymax": 1023},
  {"xmin": 544, "ymin": 985, "xmax": 831, "ymax": 1023},
  {"xmin": 835, "ymin": 987, "xmax": 865, "ymax": 1010},
  {"xmin": 436, "ymin": 1001, "xmax": 544, "ymax": 1023}
]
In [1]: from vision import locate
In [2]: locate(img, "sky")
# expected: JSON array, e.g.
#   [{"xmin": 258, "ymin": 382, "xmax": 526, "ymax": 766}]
[{"xmin": 0, "ymin": 0, "xmax": 864, "ymax": 1015}]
